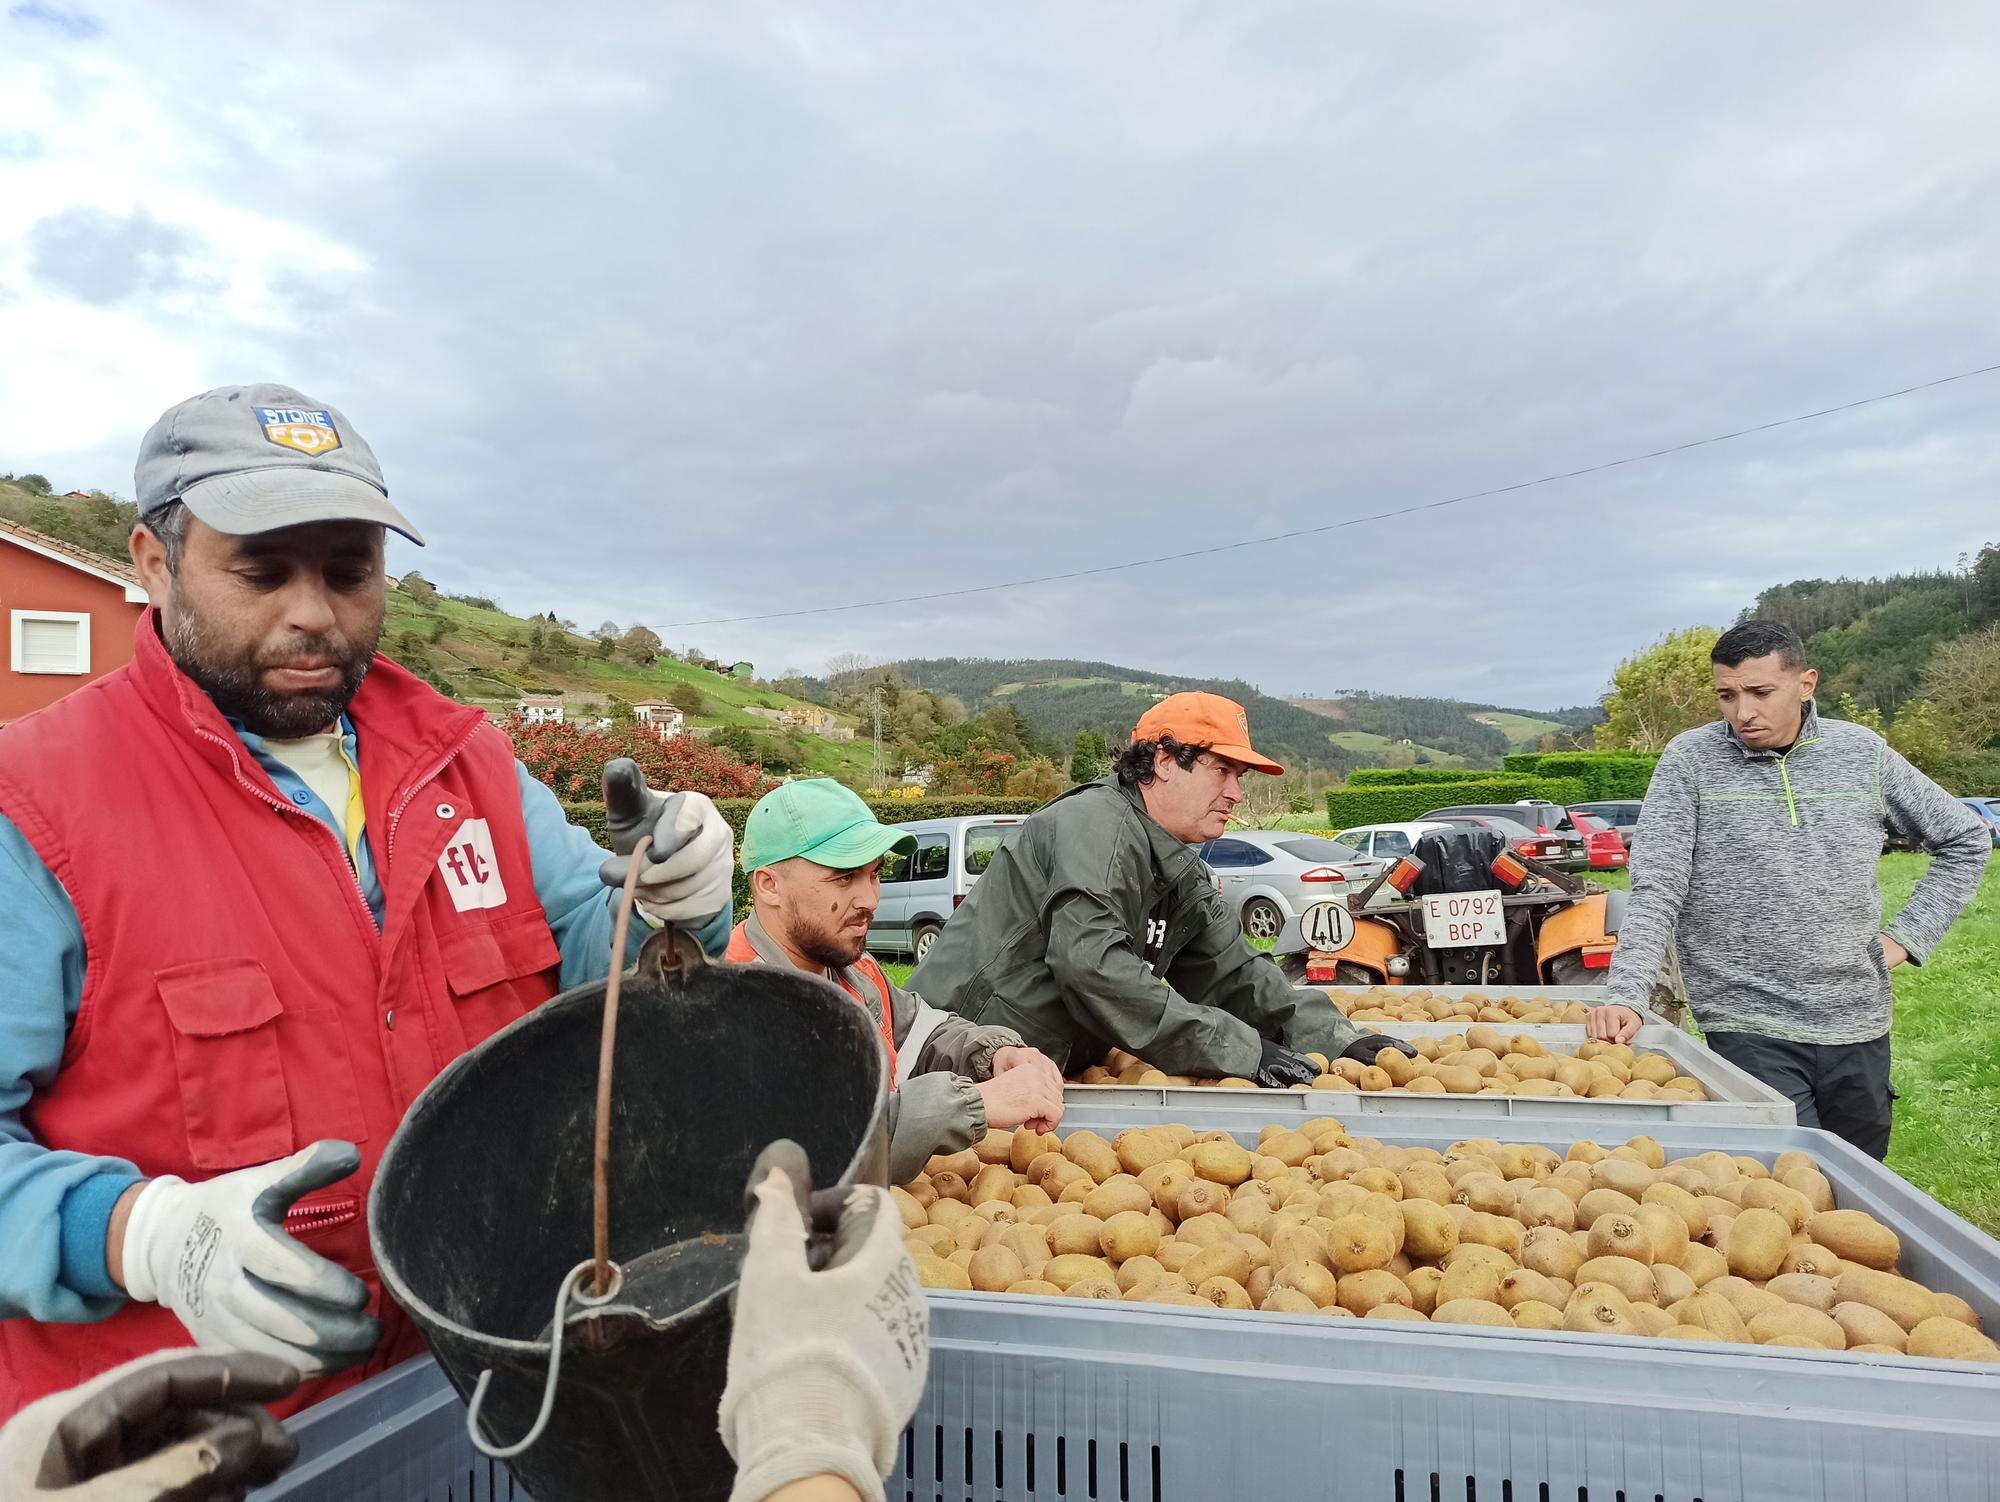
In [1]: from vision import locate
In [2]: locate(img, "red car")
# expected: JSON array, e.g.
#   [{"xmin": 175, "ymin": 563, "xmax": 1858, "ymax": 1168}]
[{"xmin": 1567, "ymin": 809, "xmax": 1629, "ymax": 870}]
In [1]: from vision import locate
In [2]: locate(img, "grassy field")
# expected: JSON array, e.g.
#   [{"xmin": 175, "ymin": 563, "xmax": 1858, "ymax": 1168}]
[
  {"xmin": 1470, "ymin": 710, "xmax": 1565, "ymax": 749},
  {"xmin": 1326, "ymin": 729, "xmax": 1468, "ymax": 767},
  {"xmin": 883, "ymin": 852, "xmax": 2000, "ymax": 1233}
]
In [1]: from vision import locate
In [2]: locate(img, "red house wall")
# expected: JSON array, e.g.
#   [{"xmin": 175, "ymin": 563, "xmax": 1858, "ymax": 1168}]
[{"xmin": 0, "ymin": 541, "xmax": 145, "ymax": 725}]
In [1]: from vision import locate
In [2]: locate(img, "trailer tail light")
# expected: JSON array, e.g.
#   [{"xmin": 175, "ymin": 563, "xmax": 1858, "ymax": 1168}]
[
  {"xmin": 952, "ymin": 894, "xmax": 965, "ymax": 909},
  {"xmin": 1299, "ymin": 866, "xmax": 1346, "ymax": 883},
  {"xmin": 1580, "ymin": 943, "xmax": 1615, "ymax": 969},
  {"xmin": 1383, "ymin": 855, "xmax": 1425, "ymax": 895},
  {"xmin": 1489, "ymin": 850, "xmax": 1530, "ymax": 889}
]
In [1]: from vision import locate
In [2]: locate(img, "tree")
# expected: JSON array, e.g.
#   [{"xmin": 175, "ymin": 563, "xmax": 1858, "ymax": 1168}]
[
  {"xmin": 398, "ymin": 571, "xmax": 439, "ymax": 607},
  {"xmin": 506, "ymin": 721, "xmax": 777, "ymax": 802},
  {"xmin": 1005, "ymin": 758, "xmax": 1065, "ymax": 803},
  {"xmin": 1595, "ymin": 627, "xmax": 1722, "ymax": 751},
  {"xmin": 427, "ymin": 615, "xmax": 448, "ymax": 644},
  {"xmin": 525, "ymin": 618, "xmax": 548, "ymax": 665},
  {"xmin": 666, "ymin": 682, "xmax": 705, "ymax": 715},
  {"xmin": 1923, "ymin": 624, "xmax": 2000, "ymax": 747},
  {"xmin": 594, "ymin": 620, "xmax": 621, "ymax": 642},
  {"xmin": 15, "ymin": 473, "xmax": 50, "ymax": 494},
  {"xmin": 619, "ymin": 625, "xmax": 663, "ymax": 665},
  {"xmin": 1969, "ymin": 543, "xmax": 2000, "ymax": 626},
  {"xmin": 606, "ymin": 696, "xmax": 636, "ymax": 728},
  {"xmin": 1885, "ymin": 699, "xmax": 1957, "ymax": 778},
  {"xmin": 595, "ymin": 636, "xmax": 616, "ymax": 660},
  {"xmin": 1069, "ymin": 728, "xmax": 1109, "ymax": 783},
  {"xmin": 710, "ymin": 726, "xmax": 759, "ymax": 761}
]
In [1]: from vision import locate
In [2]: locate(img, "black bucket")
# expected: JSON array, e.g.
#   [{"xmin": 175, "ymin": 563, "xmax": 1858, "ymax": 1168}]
[{"xmin": 369, "ymin": 937, "xmax": 888, "ymax": 1502}]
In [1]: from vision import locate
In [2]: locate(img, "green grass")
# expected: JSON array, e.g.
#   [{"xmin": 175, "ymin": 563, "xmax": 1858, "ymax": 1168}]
[
  {"xmin": 1471, "ymin": 710, "xmax": 1565, "ymax": 749},
  {"xmin": 1883, "ymin": 852, "xmax": 2000, "ymax": 1235},
  {"xmin": 1327, "ymin": 729, "xmax": 1468, "ymax": 767}
]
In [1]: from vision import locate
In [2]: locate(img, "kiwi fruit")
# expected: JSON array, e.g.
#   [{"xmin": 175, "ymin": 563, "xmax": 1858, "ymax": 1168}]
[
  {"xmin": 1176, "ymin": 1179, "xmax": 1232, "ymax": 1222},
  {"xmin": 999, "ymin": 1223, "xmax": 1051, "ymax": 1267},
  {"xmin": 1193, "ymin": 1276, "xmax": 1252, "ymax": 1309},
  {"xmin": 1192, "ymin": 1140, "xmax": 1254, "ymax": 1187},
  {"xmin": 1672, "ymin": 1290, "xmax": 1750, "ymax": 1343},
  {"xmin": 1082, "ymin": 1175, "xmax": 1153, "ymax": 1223},
  {"xmin": 1748, "ymin": 1305, "xmax": 1845, "ymax": 1350},
  {"xmin": 1325, "ymin": 1214, "xmax": 1397, "ymax": 1274},
  {"xmin": 1586, "ymin": 1215, "xmax": 1654, "ymax": 1265},
  {"xmin": 1576, "ymin": 1188, "xmax": 1643, "ymax": 1229},
  {"xmin": 1521, "ymin": 1226, "xmax": 1586, "ymax": 1283},
  {"xmin": 1402, "ymin": 1265, "xmax": 1444, "ymax": 1315},
  {"xmin": 1225, "ymin": 1195, "xmax": 1274, "ymax": 1236},
  {"xmin": 1431, "ymin": 1297, "xmax": 1514, "ymax": 1327},
  {"xmin": 1005, "ymin": 1279, "xmax": 1064, "ymax": 1296},
  {"xmin": 1099, "ymin": 1210, "xmax": 1162, "ymax": 1263},
  {"xmin": 1269, "ymin": 1223, "xmax": 1333, "ymax": 1271},
  {"xmin": 1275, "ymin": 1260, "xmax": 1340, "ymax": 1307},
  {"xmin": 1809, "ymin": 1210, "xmax": 1901, "ymax": 1271},
  {"xmin": 1496, "ymin": 1268, "xmax": 1565, "ymax": 1311},
  {"xmin": 1575, "ymin": 1257, "xmax": 1657, "ymax": 1305},
  {"xmin": 1778, "ymin": 1165, "xmax": 1836, "ymax": 1214},
  {"xmin": 908, "ymin": 1224, "xmax": 958, "ymax": 1259},
  {"xmin": 1766, "ymin": 1273, "xmax": 1839, "ymax": 1313},
  {"xmin": 1832, "ymin": 1301, "xmax": 1909, "ymax": 1351},
  {"xmin": 1515, "ymin": 1187, "xmax": 1578, "ymax": 1231},
  {"xmin": 1906, "ymin": 1316, "xmax": 2000, "ymax": 1363},
  {"xmin": 1399, "ymin": 1200, "xmax": 1459, "ymax": 1260},
  {"xmin": 891, "ymin": 1186, "xmax": 929, "ymax": 1229},
  {"xmin": 916, "ymin": 1256, "xmax": 973, "ymax": 1291},
  {"xmin": 1442, "ymin": 1242, "xmax": 1515, "ymax": 1275},
  {"xmin": 1511, "ymin": 1300, "xmax": 1565, "ymax": 1330},
  {"xmin": 1458, "ymin": 1212, "xmax": 1524, "ymax": 1258},
  {"xmin": 1114, "ymin": 1130, "xmax": 1174, "ymax": 1176},
  {"xmin": 1061, "ymin": 1129, "xmax": 1120, "ymax": 1182},
  {"xmin": 969, "ymin": 1245, "xmax": 1026, "ymax": 1293},
  {"xmin": 1932, "ymin": 1291, "xmax": 1980, "ymax": 1328},
  {"xmin": 1779, "ymin": 1243, "xmax": 1843, "ymax": 1279},
  {"xmin": 1114, "ymin": 1254, "xmax": 1166, "ymax": 1293},
  {"xmin": 1437, "ymin": 1259, "xmax": 1504, "ymax": 1307},
  {"xmin": 1679, "ymin": 1243, "xmax": 1727, "ymax": 1288},
  {"xmin": 1737, "ymin": 1179, "xmax": 1814, "ymax": 1236},
  {"xmin": 1651, "ymin": 1264, "xmax": 1696, "ymax": 1306},
  {"xmin": 1178, "ymin": 1212, "xmax": 1238, "ymax": 1248},
  {"xmin": 1062, "ymin": 1277, "xmax": 1122, "ymax": 1300},
  {"xmin": 1039, "ymin": 1253, "xmax": 1114, "ymax": 1290},
  {"xmin": 1182, "ymin": 1243, "xmax": 1255, "ymax": 1289},
  {"xmin": 1564, "ymin": 1288, "xmax": 1641, "ymax": 1336},
  {"xmin": 1706, "ymin": 1275, "xmax": 1787, "ymax": 1323},
  {"xmin": 1261, "ymin": 1286, "xmax": 1321, "ymax": 1315},
  {"xmin": 1725, "ymin": 1208, "xmax": 1792, "ymax": 1281},
  {"xmin": 1047, "ymin": 1215, "xmax": 1107, "ymax": 1258},
  {"xmin": 1833, "ymin": 1266, "xmax": 1937, "ymax": 1332},
  {"xmin": 1364, "ymin": 1303, "xmax": 1430, "ymax": 1322},
  {"xmin": 1590, "ymin": 1159, "xmax": 1654, "ymax": 1200}
]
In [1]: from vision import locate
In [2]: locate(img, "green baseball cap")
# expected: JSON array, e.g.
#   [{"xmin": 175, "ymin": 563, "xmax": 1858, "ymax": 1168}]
[{"xmin": 741, "ymin": 779, "xmax": 917, "ymax": 873}]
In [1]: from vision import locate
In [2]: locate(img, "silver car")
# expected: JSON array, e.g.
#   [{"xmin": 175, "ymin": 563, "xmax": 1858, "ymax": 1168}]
[{"xmin": 1197, "ymin": 830, "xmax": 1383, "ymax": 941}]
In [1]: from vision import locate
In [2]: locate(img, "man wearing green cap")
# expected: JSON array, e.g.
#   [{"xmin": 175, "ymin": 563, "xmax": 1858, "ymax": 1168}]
[{"xmin": 728, "ymin": 780, "xmax": 1065, "ymax": 1182}]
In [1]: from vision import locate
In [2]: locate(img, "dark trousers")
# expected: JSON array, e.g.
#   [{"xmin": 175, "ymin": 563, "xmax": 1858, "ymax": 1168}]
[{"xmin": 1705, "ymin": 1031, "xmax": 1895, "ymax": 1160}]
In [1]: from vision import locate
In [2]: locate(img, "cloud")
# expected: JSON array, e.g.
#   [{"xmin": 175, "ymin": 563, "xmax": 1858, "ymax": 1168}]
[
  {"xmin": 2, "ymin": 2, "xmax": 1998, "ymax": 711},
  {"xmin": 8, "ymin": 2, "xmax": 100, "ymax": 40}
]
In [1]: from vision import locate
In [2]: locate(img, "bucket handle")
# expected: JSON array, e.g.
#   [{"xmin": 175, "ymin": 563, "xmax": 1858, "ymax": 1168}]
[{"xmin": 465, "ymin": 1258, "xmax": 625, "ymax": 1459}]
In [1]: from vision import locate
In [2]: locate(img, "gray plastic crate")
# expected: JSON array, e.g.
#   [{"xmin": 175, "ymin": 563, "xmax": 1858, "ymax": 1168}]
[
  {"xmin": 259, "ymin": 1117, "xmax": 2000, "ymax": 1502},
  {"xmin": 1068, "ymin": 1022, "xmax": 1798, "ymax": 1123}
]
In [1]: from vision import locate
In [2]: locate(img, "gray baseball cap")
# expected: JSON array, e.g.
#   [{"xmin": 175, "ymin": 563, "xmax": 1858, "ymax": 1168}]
[{"xmin": 134, "ymin": 383, "xmax": 424, "ymax": 544}]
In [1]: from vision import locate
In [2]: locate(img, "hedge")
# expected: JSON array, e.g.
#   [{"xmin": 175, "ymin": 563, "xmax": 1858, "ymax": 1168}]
[
  {"xmin": 1503, "ymin": 751, "xmax": 1661, "ymax": 800},
  {"xmin": 1935, "ymin": 752, "xmax": 2000, "ymax": 797},
  {"xmin": 1325, "ymin": 776, "xmax": 1589, "ymax": 828},
  {"xmin": 1346, "ymin": 767, "xmax": 1493, "ymax": 787},
  {"xmin": 559, "ymin": 794, "xmax": 1046, "ymax": 918}
]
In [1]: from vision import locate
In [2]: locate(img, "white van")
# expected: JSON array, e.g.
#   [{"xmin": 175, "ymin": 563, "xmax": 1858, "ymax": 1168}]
[{"xmin": 867, "ymin": 815, "xmax": 1028, "ymax": 962}]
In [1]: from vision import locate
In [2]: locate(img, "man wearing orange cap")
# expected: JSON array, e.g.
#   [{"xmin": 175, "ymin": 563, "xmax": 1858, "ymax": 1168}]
[{"xmin": 912, "ymin": 693, "xmax": 1411, "ymax": 1084}]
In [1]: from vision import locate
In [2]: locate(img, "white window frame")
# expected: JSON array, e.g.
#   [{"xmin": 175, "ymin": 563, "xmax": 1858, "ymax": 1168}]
[{"xmin": 10, "ymin": 610, "xmax": 92, "ymax": 675}]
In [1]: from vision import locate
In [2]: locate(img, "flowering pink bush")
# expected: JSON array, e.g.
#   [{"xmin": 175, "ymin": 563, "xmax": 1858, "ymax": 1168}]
[{"xmin": 508, "ymin": 720, "xmax": 779, "ymax": 802}]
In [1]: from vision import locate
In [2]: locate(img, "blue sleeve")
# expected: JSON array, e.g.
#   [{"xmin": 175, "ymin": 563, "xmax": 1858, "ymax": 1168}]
[
  {"xmin": 514, "ymin": 764, "xmax": 730, "ymax": 991},
  {"xmin": 0, "ymin": 814, "xmax": 140, "ymax": 1319}
]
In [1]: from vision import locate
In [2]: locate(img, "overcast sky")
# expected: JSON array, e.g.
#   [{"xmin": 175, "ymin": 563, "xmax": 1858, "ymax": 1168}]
[{"xmin": 3, "ymin": 3, "xmax": 1996, "ymax": 708}]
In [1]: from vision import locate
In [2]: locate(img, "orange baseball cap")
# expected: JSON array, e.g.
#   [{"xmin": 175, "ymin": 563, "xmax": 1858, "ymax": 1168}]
[{"xmin": 1134, "ymin": 692, "xmax": 1284, "ymax": 775}]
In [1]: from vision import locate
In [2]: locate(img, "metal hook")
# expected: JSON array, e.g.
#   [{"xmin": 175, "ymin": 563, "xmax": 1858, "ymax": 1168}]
[{"xmin": 465, "ymin": 1258, "xmax": 625, "ymax": 1460}]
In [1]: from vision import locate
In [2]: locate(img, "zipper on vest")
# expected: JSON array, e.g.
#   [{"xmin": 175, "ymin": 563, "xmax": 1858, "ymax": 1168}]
[
  {"xmin": 386, "ymin": 719, "xmax": 485, "ymax": 863},
  {"xmin": 192, "ymin": 725, "xmax": 377, "ymax": 925},
  {"xmin": 1776, "ymin": 736, "xmax": 1817, "ymax": 830}
]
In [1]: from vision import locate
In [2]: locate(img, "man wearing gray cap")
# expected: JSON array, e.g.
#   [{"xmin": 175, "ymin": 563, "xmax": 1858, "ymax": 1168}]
[{"xmin": 0, "ymin": 386, "xmax": 739, "ymax": 1419}]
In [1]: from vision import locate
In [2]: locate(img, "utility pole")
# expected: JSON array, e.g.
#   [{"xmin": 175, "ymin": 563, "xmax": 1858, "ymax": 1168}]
[{"xmin": 872, "ymin": 687, "xmax": 885, "ymax": 791}]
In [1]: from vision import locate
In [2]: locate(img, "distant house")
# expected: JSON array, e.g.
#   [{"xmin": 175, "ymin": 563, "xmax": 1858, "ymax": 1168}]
[
  {"xmin": 517, "ymin": 692, "xmax": 565, "ymax": 724},
  {"xmin": 728, "ymin": 661, "xmax": 754, "ymax": 679},
  {"xmin": 686, "ymin": 654, "xmax": 721, "ymax": 674},
  {"xmin": 60, "ymin": 490, "xmax": 93, "ymax": 500},
  {"xmin": 0, "ymin": 519, "xmax": 149, "ymax": 727},
  {"xmin": 902, "ymin": 763, "xmax": 936, "ymax": 789},
  {"xmin": 780, "ymin": 705, "xmax": 830, "ymax": 731},
  {"xmin": 632, "ymin": 702, "xmax": 685, "ymax": 737}
]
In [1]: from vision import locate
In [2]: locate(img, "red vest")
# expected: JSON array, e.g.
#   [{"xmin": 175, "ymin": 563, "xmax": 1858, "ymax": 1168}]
[
  {"xmin": 0, "ymin": 612, "xmax": 562, "ymax": 1416},
  {"xmin": 725, "ymin": 921, "xmax": 899, "ymax": 1083}
]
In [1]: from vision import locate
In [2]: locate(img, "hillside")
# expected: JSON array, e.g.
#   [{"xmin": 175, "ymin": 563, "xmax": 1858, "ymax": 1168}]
[{"xmin": 379, "ymin": 589, "xmax": 877, "ymax": 781}]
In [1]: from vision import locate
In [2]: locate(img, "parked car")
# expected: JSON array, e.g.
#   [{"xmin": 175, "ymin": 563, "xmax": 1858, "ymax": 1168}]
[
  {"xmin": 1960, "ymin": 796, "xmax": 2000, "ymax": 848},
  {"xmin": 1328, "ymin": 821, "xmax": 1455, "ymax": 864},
  {"xmin": 868, "ymin": 815, "xmax": 1028, "ymax": 962},
  {"xmin": 1574, "ymin": 798, "xmax": 1644, "ymax": 849},
  {"xmin": 1197, "ymin": 830, "xmax": 1383, "ymax": 941},
  {"xmin": 1421, "ymin": 812, "xmax": 1571, "ymax": 866},
  {"xmin": 1566, "ymin": 809, "xmax": 1630, "ymax": 870},
  {"xmin": 1420, "ymin": 801, "xmax": 1590, "ymax": 867}
]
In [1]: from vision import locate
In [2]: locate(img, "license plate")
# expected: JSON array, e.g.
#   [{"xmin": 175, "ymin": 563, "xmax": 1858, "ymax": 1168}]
[{"xmin": 1421, "ymin": 889, "xmax": 1505, "ymax": 948}]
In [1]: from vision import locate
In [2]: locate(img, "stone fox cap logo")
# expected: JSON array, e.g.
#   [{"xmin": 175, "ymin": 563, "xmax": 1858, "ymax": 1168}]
[{"xmin": 256, "ymin": 406, "xmax": 342, "ymax": 457}]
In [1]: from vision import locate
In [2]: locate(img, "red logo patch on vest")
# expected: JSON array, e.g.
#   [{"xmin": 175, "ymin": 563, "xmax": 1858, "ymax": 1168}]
[{"xmin": 438, "ymin": 818, "xmax": 509, "ymax": 910}]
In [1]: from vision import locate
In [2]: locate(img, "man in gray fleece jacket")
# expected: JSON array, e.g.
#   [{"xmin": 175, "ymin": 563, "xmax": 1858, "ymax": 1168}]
[{"xmin": 1591, "ymin": 620, "xmax": 1989, "ymax": 1158}]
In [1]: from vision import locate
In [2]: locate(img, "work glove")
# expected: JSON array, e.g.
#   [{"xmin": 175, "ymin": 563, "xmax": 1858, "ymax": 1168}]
[
  {"xmin": 1341, "ymin": 1033, "xmax": 1419, "ymax": 1065},
  {"xmin": 598, "ymin": 760, "xmax": 733, "ymax": 925},
  {"xmin": 120, "ymin": 1142, "xmax": 381, "ymax": 1377},
  {"xmin": 1255, "ymin": 1040, "xmax": 1322, "ymax": 1089},
  {"xmin": 719, "ymin": 1152, "xmax": 929, "ymax": 1502},
  {"xmin": 0, "ymin": 1349, "xmax": 299, "ymax": 1500}
]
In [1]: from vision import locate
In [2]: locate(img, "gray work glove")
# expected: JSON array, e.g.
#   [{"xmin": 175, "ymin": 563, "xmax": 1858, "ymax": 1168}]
[
  {"xmin": 119, "ymin": 1142, "xmax": 381, "ymax": 1377},
  {"xmin": 598, "ymin": 760, "xmax": 733, "ymax": 925},
  {"xmin": 718, "ymin": 1163, "xmax": 929, "ymax": 1502},
  {"xmin": 1256, "ymin": 1039, "xmax": 1322, "ymax": 1089},
  {"xmin": 0, "ymin": 1349, "xmax": 299, "ymax": 1500}
]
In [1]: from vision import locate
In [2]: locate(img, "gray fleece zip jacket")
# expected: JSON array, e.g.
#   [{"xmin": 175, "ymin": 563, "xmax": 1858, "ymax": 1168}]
[
  {"xmin": 732, "ymin": 910, "xmax": 1024, "ymax": 1182},
  {"xmin": 1601, "ymin": 702, "xmax": 1989, "ymax": 1043}
]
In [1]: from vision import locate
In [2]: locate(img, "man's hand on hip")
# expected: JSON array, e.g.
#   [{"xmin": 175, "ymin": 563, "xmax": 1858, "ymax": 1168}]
[
  {"xmin": 1879, "ymin": 933, "xmax": 1910, "ymax": 970},
  {"xmin": 1586, "ymin": 1004, "xmax": 1646, "ymax": 1045},
  {"xmin": 117, "ymin": 1142, "xmax": 382, "ymax": 1376},
  {"xmin": 0, "ymin": 1349, "xmax": 300, "ymax": 1499},
  {"xmin": 599, "ymin": 760, "xmax": 733, "ymax": 924}
]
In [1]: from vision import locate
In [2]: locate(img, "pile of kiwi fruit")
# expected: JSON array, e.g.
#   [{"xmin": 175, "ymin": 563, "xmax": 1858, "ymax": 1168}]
[
  {"xmin": 1075, "ymin": 1029, "xmax": 1709, "ymax": 1101},
  {"xmin": 895, "ymin": 1122, "xmax": 1997, "ymax": 1364},
  {"xmin": 1330, "ymin": 989, "xmax": 1596, "ymax": 1024}
]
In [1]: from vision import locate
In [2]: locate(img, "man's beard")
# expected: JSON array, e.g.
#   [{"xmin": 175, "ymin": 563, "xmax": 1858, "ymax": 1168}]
[
  {"xmin": 164, "ymin": 588, "xmax": 379, "ymax": 739},
  {"xmin": 794, "ymin": 922, "xmax": 868, "ymax": 972}
]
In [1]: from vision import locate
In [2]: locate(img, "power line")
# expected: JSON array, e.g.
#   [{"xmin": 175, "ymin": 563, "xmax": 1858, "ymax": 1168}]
[{"xmin": 659, "ymin": 360, "xmax": 2000, "ymax": 629}]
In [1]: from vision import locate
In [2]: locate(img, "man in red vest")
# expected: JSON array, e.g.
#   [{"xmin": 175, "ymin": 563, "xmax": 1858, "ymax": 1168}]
[
  {"xmin": 726, "ymin": 780, "xmax": 1064, "ymax": 1183},
  {"xmin": 0, "ymin": 385, "xmax": 737, "ymax": 1418}
]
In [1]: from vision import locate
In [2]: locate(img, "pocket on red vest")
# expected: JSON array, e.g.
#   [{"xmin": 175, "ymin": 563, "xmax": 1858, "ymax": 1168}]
[{"xmin": 156, "ymin": 959, "xmax": 295, "ymax": 1171}]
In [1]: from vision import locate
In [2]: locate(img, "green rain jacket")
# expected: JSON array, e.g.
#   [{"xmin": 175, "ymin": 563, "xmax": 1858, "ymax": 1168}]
[{"xmin": 909, "ymin": 778, "xmax": 1366, "ymax": 1077}]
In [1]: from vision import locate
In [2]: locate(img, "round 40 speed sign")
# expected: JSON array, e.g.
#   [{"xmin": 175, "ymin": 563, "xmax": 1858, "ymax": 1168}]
[{"xmin": 1300, "ymin": 899, "xmax": 1355, "ymax": 952}]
